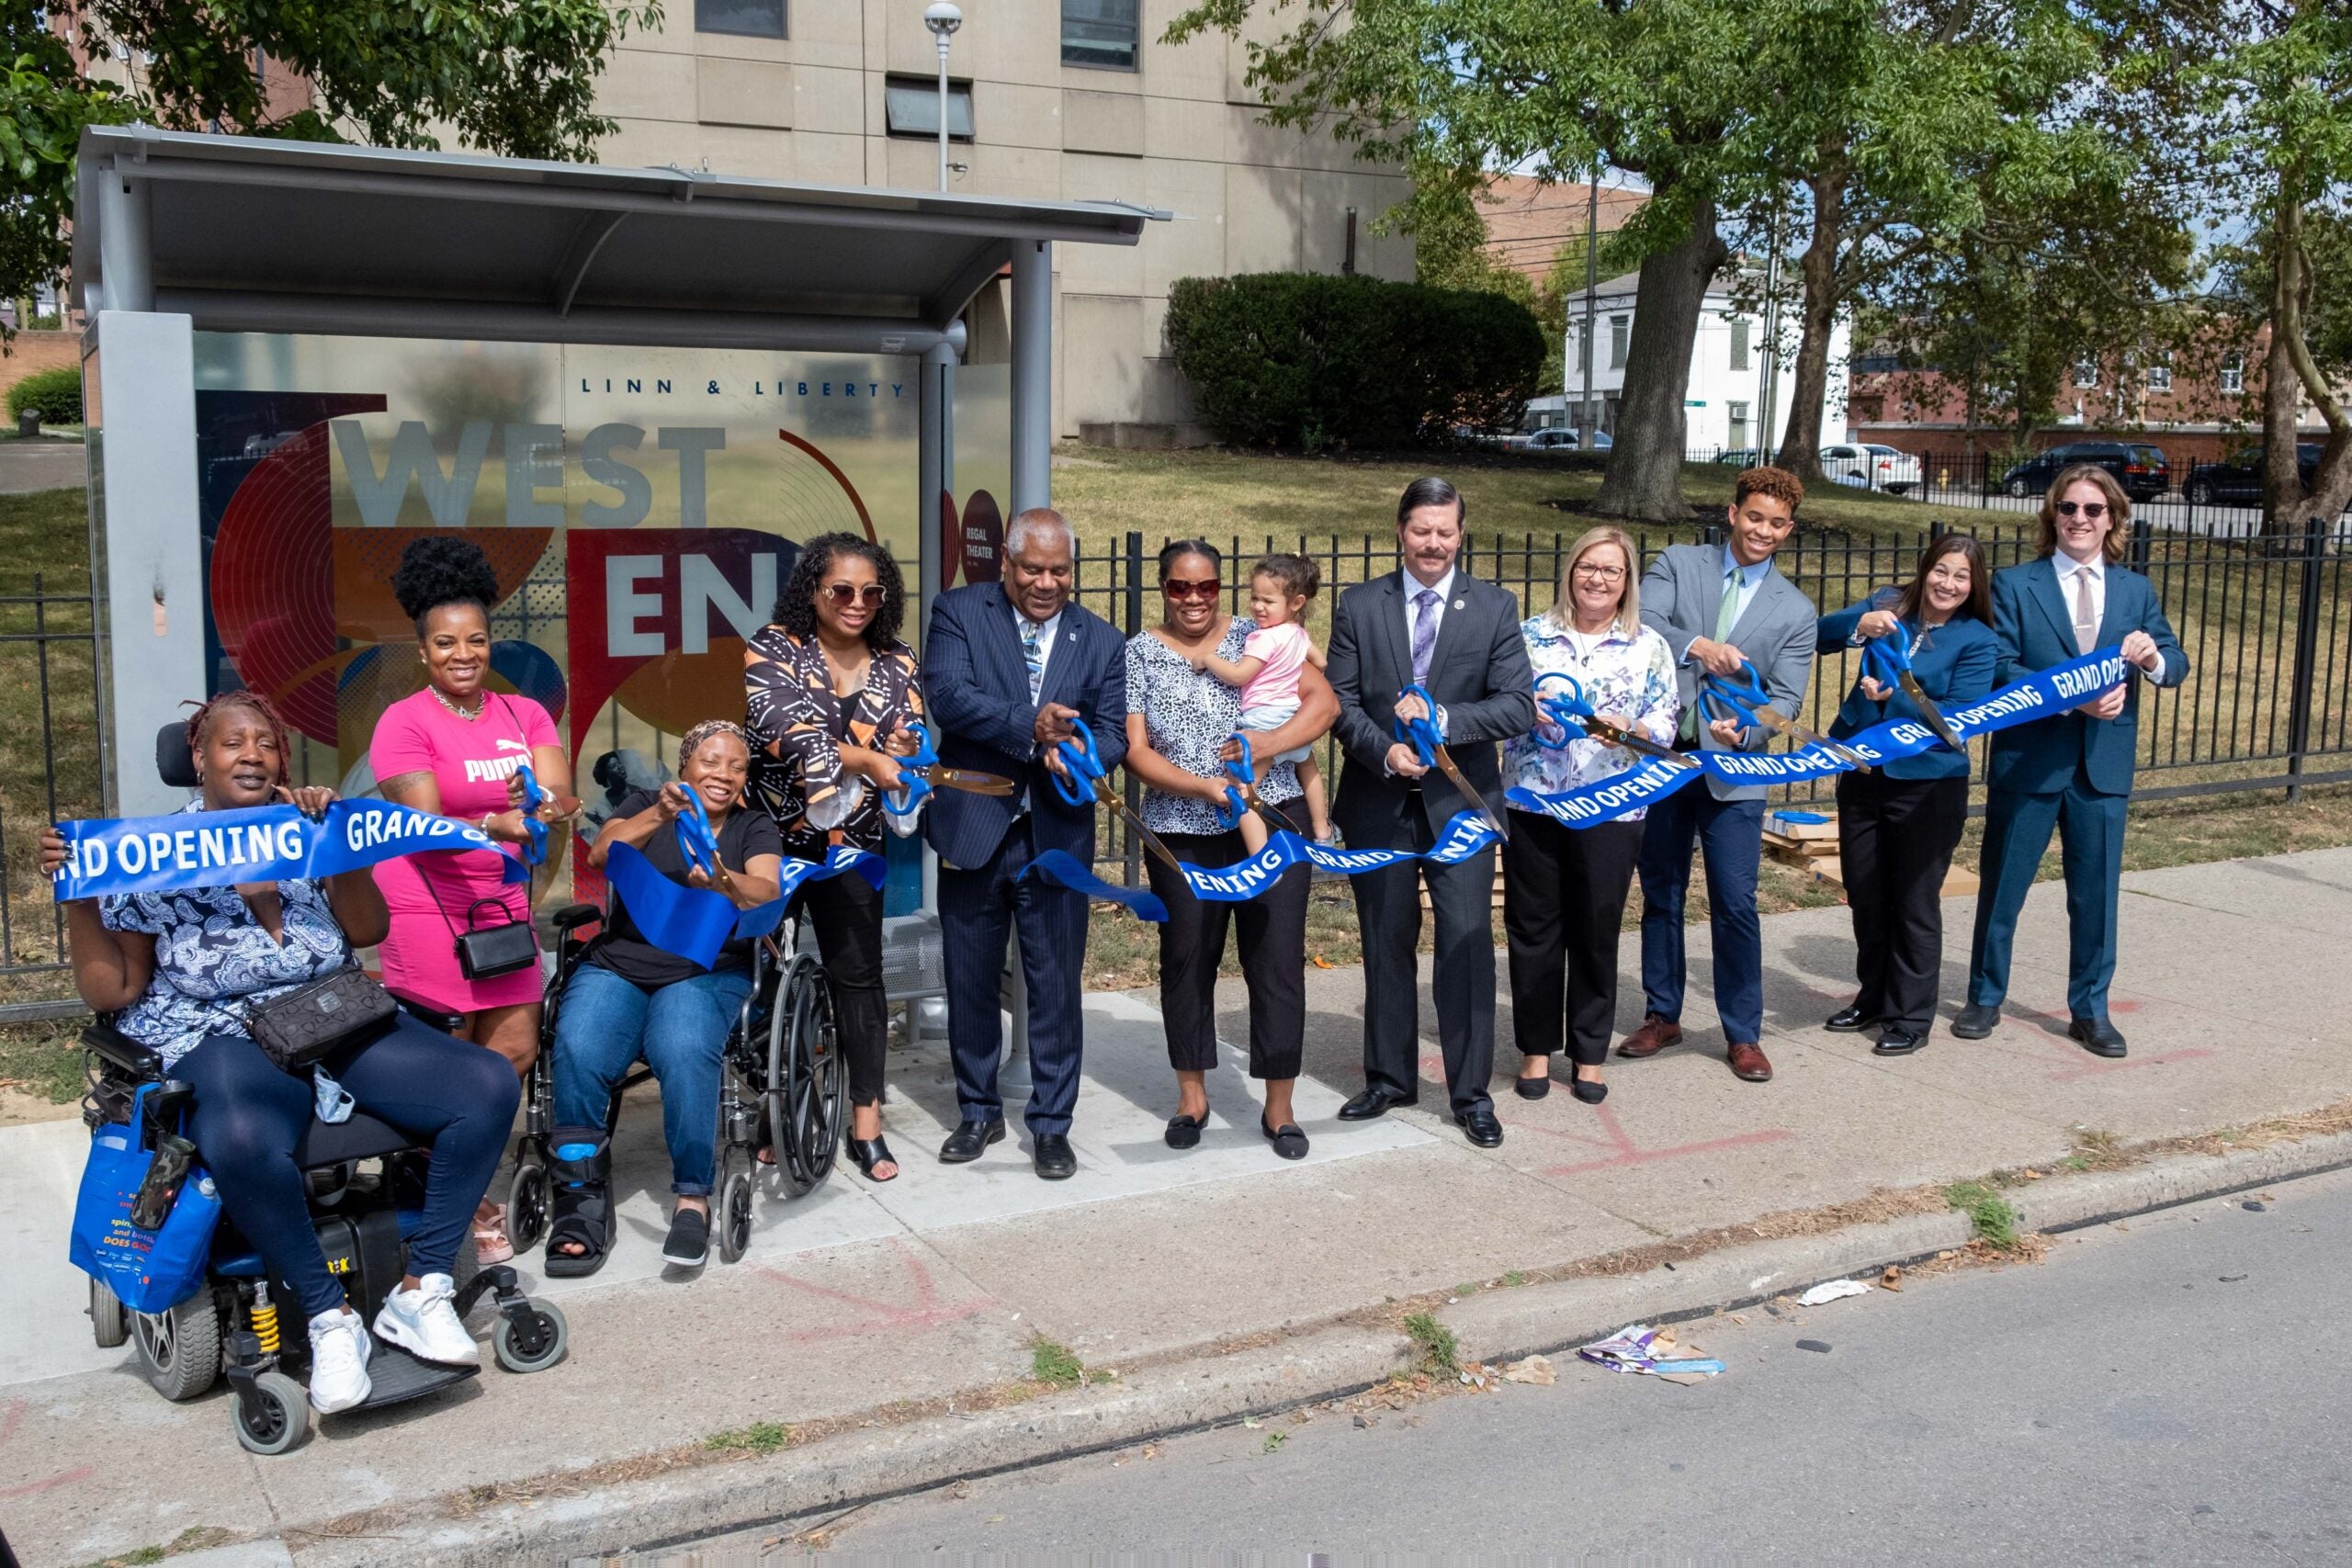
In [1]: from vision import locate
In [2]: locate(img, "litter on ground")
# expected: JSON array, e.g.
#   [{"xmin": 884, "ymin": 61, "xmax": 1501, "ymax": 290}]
[
  {"xmin": 1577, "ymin": 1325, "xmax": 1724, "ymax": 1383},
  {"xmin": 1796, "ymin": 1278, "xmax": 1872, "ymax": 1307}
]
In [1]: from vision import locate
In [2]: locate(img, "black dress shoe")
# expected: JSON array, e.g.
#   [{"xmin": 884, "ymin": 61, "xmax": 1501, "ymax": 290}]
[
  {"xmin": 2069, "ymin": 1016, "xmax": 2128, "ymax": 1058},
  {"xmin": 1951, "ymin": 1003, "xmax": 2000, "ymax": 1040},
  {"xmin": 938, "ymin": 1117, "xmax": 1006, "ymax": 1164},
  {"xmin": 1514, "ymin": 1075, "xmax": 1551, "ymax": 1100},
  {"xmin": 1032, "ymin": 1132, "xmax": 1077, "ymax": 1179},
  {"xmin": 1825, "ymin": 1004, "xmax": 1877, "ymax": 1033},
  {"xmin": 1872, "ymin": 1027, "xmax": 1927, "ymax": 1056},
  {"xmin": 1454, "ymin": 1107, "xmax": 1504, "ymax": 1147},
  {"xmin": 1338, "ymin": 1088, "xmax": 1419, "ymax": 1121},
  {"xmin": 1570, "ymin": 1077, "xmax": 1609, "ymax": 1105}
]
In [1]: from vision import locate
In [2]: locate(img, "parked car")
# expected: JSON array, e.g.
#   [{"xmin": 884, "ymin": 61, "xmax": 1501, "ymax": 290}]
[
  {"xmin": 1711, "ymin": 446, "xmax": 1765, "ymax": 468},
  {"xmin": 1998, "ymin": 441, "xmax": 2170, "ymax": 502},
  {"xmin": 2182, "ymin": 445, "xmax": 2322, "ymax": 506},
  {"xmin": 1821, "ymin": 442, "xmax": 1924, "ymax": 495},
  {"xmin": 1521, "ymin": 427, "xmax": 1611, "ymax": 452}
]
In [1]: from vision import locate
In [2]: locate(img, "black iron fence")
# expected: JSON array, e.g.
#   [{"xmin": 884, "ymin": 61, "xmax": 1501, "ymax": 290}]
[
  {"xmin": 1073, "ymin": 513, "xmax": 2352, "ymax": 882},
  {"xmin": 0, "ymin": 575, "xmax": 104, "ymax": 1010}
]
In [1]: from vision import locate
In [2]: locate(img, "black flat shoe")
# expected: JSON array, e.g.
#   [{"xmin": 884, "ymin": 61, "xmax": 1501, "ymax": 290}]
[
  {"xmin": 2069, "ymin": 1016, "xmax": 2127, "ymax": 1058},
  {"xmin": 661, "ymin": 1205, "xmax": 709, "ymax": 1269},
  {"xmin": 1261, "ymin": 1117, "xmax": 1308, "ymax": 1160},
  {"xmin": 847, "ymin": 1135, "xmax": 899, "ymax": 1181},
  {"xmin": 1164, "ymin": 1111, "xmax": 1207, "ymax": 1150},
  {"xmin": 1872, "ymin": 1027, "xmax": 1927, "ymax": 1056},
  {"xmin": 1339, "ymin": 1088, "xmax": 1419, "ymax": 1121},
  {"xmin": 1570, "ymin": 1077, "xmax": 1608, "ymax": 1104},
  {"xmin": 939, "ymin": 1117, "xmax": 1006, "ymax": 1164},
  {"xmin": 1825, "ymin": 1004, "xmax": 1877, "ymax": 1033},
  {"xmin": 1515, "ymin": 1075, "xmax": 1552, "ymax": 1100},
  {"xmin": 1032, "ymin": 1132, "xmax": 1077, "ymax": 1180}
]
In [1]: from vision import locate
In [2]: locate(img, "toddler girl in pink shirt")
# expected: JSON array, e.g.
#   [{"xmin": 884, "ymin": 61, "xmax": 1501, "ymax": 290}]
[{"xmin": 1192, "ymin": 553, "xmax": 1334, "ymax": 851}]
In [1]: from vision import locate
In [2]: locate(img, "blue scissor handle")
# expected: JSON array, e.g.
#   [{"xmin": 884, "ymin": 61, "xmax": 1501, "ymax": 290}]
[
  {"xmin": 881, "ymin": 721, "xmax": 934, "ymax": 818},
  {"xmin": 1860, "ymin": 623, "xmax": 1914, "ymax": 685},
  {"xmin": 1390, "ymin": 683, "xmax": 1442, "ymax": 768},
  {"xmin": 1049, "ymin": 716, "xmax": 1105, "ymax": 809},
  {"xmin": 1698, "ymin": 660, "xmax": 1773, "ymax": 731},
  {"xmin": 1533, "ymin": 672, "xmax": 1590, "ymax": 751},
  {"xmin": 673, "ymin": 784, "xmax": 720, "ymax": 876},
  {"xmin": 513, "ymin": 762, "xmax": 548, "ymax": 866},
  {"xmin": 1214, "ymin": 731, "xmax": 1253, "ymax": 830}
]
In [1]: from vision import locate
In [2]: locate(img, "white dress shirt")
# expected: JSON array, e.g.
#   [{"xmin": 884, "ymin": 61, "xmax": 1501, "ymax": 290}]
[
  {"xmin": 1015, "ymin": 604, "xmax": 1064, "ymax": 692},
  {"xmin": 1402, "ymin": 565, "xmax": 1458, "ymax": 653},
  {"xmin": 2052, "ymin": 550, "xmax": 2106, "ymax": 636}
]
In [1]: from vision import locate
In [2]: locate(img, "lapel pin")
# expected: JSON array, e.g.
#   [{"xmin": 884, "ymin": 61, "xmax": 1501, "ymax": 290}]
[{"xmin": 1453, "ymin": 599, "xmax": 1466, "ymax": 611}]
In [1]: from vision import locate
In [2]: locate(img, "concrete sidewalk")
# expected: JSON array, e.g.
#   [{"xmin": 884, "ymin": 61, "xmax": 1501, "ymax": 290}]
[{"xmin": 5, "ymin": 847, "xmax": 2349, "ymax": 1565}]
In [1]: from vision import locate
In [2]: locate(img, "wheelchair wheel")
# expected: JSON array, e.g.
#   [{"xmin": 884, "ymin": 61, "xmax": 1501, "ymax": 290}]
[
  {"xmin": 229, "ymin": 1371, "xmax": 311, "ymax": 1456},
  {"xmin": 765, "ymin": 953, "xmax": 842, "ymax": 1197},
  {"xmin": 716, "ymin": 1149, "xmax": 755, "ymax": 1265},
  {"xmin": 492, "ymin": 1300, "xmax": 569, "ymax": 1373},
  {"xmin": 506, "ymin": 1157, "xmax": 550, "ymax": 1256},
  {"xmin": 89, "ymin": 1276, "xmax": 128, "ymax": 1348},
  {"xmin": 131, "ymin": 1291, "xmax": 222, "ymax": 1402}
]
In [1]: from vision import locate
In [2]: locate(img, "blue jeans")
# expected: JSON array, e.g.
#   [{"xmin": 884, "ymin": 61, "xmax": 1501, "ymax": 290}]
[
  {"xmin": 551, "ymin": 963, "xmax": 750, "ymax": 1197},
  {"xmin": 1638, "ymin": 787, "xmax": 1767, "ymax": 1044}
]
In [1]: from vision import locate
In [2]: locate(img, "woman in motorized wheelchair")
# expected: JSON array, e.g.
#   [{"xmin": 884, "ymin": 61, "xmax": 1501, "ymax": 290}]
[
  {"xmin": 41, "ymin": 691, "xmax": 521, "ymax": 1419},
  {"xmin": 545, "ymin": 719, "xmax": 783, "ymax": 1275}
]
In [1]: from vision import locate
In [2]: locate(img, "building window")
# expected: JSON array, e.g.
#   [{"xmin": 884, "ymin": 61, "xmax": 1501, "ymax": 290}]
[
  {"xmin": 2144, "ymin": 362, "xmax": 2172, "ymax": 394},
  {"xmin": 1729, "ymin": 317, "xmax": 1750, "ymax": 372},
  {"xmin": 695, "ymin": 0, "xmax": 785, "ymax": 39},
  {"xmin": 1063, "ymin": 0, "xmax": 1139, "ymax": 69},
  {"xmin": 2074, "ymin": 359, "xmax": 2098, "ymax": 389},
  {"xmin": 1728, "ymin": 400, "xmax": 1751, "ymax": 450},
  {"xmin": 2221, "ymin": 354, "xmax": 2245, "ymax": 395},
  {"xmin": 884, "ymin": 75, "xmax": 975, "ymax": 141},
  {"xmin": 1610, "ymin": 315, "xmax": 1630, "ymax": 370}
]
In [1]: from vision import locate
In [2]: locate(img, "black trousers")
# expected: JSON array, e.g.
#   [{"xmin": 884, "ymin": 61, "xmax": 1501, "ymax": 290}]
[
  {"xmin": 793, "ymin": 869, "xmax": 888, "ymax": 1106},
  {"xmin": 1351, "ymin": 794, "xmax": 1497, "ymax": 1115},
  {"xmin": 1145, "ymin": 829, "xmax": 1309, "ymax": 1080},
  {"xmin": 1837, "ymin": 769, "xmax": 1968, "ymax": 1034},
  {"xmin": 1502, "ymin": 812, "xmax": 1644, "ymax": 1067}
]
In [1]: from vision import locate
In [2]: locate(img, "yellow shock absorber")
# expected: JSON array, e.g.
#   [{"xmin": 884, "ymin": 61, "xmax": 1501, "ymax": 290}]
[{"xmin": 250, "ymin": 1296, "xmax": 280, "ymax": 1356}]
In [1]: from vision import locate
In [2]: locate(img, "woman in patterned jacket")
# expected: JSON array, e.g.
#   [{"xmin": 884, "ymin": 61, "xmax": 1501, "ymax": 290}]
[{"xmin": 744, "ymin": 533, "xmax": 923, "ymax": 1181}]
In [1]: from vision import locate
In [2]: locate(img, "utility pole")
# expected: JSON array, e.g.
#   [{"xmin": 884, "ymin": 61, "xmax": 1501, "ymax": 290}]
[
  {"xmin": 1578, "ymin": 167, "xmax": 1600, "ymax": 449},
  {"xmin": 924, "ymin": 2, "xmax": 963, "ymax": 193},
  {"xmin": 1757, "ymin": 199, "xmax": 1782, "ymax": 462}
]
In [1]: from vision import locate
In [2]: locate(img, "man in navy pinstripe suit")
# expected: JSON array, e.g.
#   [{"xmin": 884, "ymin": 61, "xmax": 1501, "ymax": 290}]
[{"xmin": 923, "ymin": 507, "xmax": 1128, "ymax": 1179}]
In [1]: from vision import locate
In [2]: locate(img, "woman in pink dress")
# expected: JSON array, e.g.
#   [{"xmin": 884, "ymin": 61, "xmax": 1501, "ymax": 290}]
[{"xmin": 370, "ymin": 536, "xmax": 577, "ymax": 1261}]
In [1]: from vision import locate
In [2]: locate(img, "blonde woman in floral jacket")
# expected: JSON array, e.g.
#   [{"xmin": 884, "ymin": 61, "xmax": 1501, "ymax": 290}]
[{"xmin": 1501, "ymin": 525, "xmax": 1678, "ymax": 1107}]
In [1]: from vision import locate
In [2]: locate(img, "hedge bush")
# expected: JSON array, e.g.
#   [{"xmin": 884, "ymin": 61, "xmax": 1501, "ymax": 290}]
[
  {"xmin": 6, "ymin": 365, "xmax": 82, "ymax": 425},
  {"xmin": 1164, "ymin": 273, "xmax": 1544, "ymax": 450}
]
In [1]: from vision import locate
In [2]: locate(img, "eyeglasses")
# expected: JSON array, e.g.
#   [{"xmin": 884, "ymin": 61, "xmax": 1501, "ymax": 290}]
[
  {"xmin": 2054, "ymin": 502, "xmax": 2109, "ymax": 519},
  {"xmin": 1161, "ymin": 579, "xmax": 1222, "ymax": 602},
  {"xmin": 1572, "ymin": 563, "xmax": 1627, "ymax": 582},
  {"xmin": 822, "ymin": 582, "xmax": 886, "ymax": 606}
]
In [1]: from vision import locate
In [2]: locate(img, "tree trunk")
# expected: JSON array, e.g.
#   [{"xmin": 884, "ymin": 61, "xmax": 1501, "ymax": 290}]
[
  {"xmin": 1774, "ymin": 162, "xmax": 1842, "ymax": 481},
  {"xmin": 1591, "ymin": 196, "xmax": 1730, "ymax": 522},
  {"xmin": 2263, "ymin": 192, "xmax": 2308, "ymax": 541}
]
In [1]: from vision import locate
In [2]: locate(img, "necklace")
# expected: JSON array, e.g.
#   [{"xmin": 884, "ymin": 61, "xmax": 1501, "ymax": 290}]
[{"xmin": 431, "ymin": 686, "xmax": 481, "ymax": 721}]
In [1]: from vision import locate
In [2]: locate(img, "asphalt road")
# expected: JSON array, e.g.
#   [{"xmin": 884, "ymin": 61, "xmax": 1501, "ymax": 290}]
[{"xmin": 651, "ymin": 1164, "xmax": 2352, "ymax": 1564}]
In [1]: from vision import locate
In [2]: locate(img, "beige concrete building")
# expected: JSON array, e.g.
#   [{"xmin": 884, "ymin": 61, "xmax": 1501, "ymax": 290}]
[{"xmin": 591, "ymin": 0, "xmax": 1415, "ymax": 439}]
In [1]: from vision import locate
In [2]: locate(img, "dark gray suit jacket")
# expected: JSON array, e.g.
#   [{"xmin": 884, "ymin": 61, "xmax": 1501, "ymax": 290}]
[
  {"xmin": 1327, "ymin": 569, "xmax": 1535, "ymax": 843},
  {"xmin": 1638, "ymin": 543, "xmax": 1817, "ymax": 803}
]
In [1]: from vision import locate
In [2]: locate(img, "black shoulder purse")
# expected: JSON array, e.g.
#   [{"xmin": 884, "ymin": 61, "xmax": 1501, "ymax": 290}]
[
  {"xmin": 245, "ymin": 966, "xmax": 397, "ymax": 1073},
  {"xmin": 442, "ymin": 894, "xmax": 539, "ymax": 980}
]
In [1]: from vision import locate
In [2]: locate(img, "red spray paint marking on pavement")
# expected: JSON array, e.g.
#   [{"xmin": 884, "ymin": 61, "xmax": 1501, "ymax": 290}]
[
  {"xmin": 757, "ymin": 1236, "xmax": 990, "ymax": 1346},
  {"xmin": 0, "ymin": 1398, "xmax": 97, "ymax": 1499},
  {"xmin": 1526, "ymin": 1103, "xmax": 1794, "ymax": 1179}
]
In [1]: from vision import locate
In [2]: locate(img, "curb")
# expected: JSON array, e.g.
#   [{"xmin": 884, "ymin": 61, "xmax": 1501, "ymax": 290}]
[{"xmin": 296, "ymin": 1129, "xmax": 2352, "ymax": 1566}]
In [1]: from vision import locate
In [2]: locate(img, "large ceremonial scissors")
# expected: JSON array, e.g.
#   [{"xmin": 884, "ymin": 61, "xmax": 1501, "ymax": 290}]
[
  {"xmin": 508, "ymin": 763, "xmax": 582, "ymax": 867},
  {"xmin": 1861, "ymin": 626, "xmax": 1965, "ymax": 752},
  {"xmin": 1211, "ymin": 731, "xmax": 1296, "ymax": 833},
  {"xmin": 1698, "ymin": 661, "xmax": 1871, "ymax": 769},
  {"xmin": 1533, "ymin": 672, "xmax": 1703, "ymax": 772},
  {"xmin": 1049, "ymin": 716, "xmax": 1188, "ymax": 875},
  {"xmin": 671, "ymin": 784, "xmax": 743, "ymax": 901},
  {"xmin": 1394, "ymin": 683, "xmax": 1510, "ymax": 842},
  {"xmin": 878, "ymin": 721, "xmax": 1016, "ymax": 819}
]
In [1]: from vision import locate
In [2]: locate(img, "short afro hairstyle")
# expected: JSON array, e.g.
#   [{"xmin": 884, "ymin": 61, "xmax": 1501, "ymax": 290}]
[
  {"xmin": 390, "ymin": 535, "xmax": 502, "ymax": 637},
  {"xmin": 771, "ymin": 533, "xmax": 908, "ymax": 649},
  {"xmin": 1733, "ymin": 466, "xmax": 1805, "ymax": 514}
]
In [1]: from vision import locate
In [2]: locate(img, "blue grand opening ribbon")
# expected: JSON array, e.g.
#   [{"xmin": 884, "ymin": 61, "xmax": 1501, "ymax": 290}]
[
  {"xmin": 50, "ymin": 800, "xmax": 528, "ymax": 902},
  {"xmin": 604, "ymin": 839, "xmax": 885, "ymax": 971}
]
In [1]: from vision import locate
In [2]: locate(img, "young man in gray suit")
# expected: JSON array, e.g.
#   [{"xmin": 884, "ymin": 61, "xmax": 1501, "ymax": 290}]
[
  {"xmin": 1624, "ymin": 467, "xmax": 1816, "ymax": 1084},
  {"xmin": 1327, "ymin": 477, "xmax": 1536, "ymax": 1146}
]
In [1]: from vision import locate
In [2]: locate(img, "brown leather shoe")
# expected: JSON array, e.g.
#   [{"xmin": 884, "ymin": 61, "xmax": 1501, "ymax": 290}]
[
  {"xmin": 1726, "ymin": 1042, "xmax": 1773, "ymax": 1082},
  {"xmin": 1616, "ymin": 1013, "xmax": 1684, "ymax": 1059}
]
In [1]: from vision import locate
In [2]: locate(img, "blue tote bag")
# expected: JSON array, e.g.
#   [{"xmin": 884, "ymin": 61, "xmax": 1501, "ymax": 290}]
[{"xmin": 70, "ymin": 1085, "xmax": 221, "ymax": 1314}]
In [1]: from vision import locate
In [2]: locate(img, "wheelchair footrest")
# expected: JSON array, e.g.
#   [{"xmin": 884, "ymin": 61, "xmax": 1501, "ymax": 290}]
[{"xmin": 349, "ymin": 1339, "xmax": 480, "ymax": 1411}]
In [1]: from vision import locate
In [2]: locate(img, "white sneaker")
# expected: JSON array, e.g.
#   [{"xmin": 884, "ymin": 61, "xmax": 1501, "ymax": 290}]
[
  {"xmin": 372, "ymin": 1272, "xmax": 481, "ymax": 1367},
  {"xmin": 307, "ymin": 1307, "xmax": 373, "ymax": 1414}
]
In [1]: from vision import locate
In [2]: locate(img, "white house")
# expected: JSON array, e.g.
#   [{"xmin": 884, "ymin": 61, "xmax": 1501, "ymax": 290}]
[{"xmin": 1536, "ymin": 269, "xmax": 1850, "ymax": 457}]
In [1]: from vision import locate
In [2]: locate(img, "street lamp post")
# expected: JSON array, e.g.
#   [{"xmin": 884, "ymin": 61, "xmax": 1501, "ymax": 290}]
[{"xmin": 923, "ymin": 1, "xmax": 962, "ymax": 194}]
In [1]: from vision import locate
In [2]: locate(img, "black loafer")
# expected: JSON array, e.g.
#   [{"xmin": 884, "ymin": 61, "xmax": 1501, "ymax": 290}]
[
  {"xmin": 1339, "ymin": 1088, "xmax": 1419, "ymax": 1122},
  {"xmin": 1951, "ymin": 1003, "xmax": 2000, "ymax": 1040},
  {"xmin": 938, "ymin": 1117, "xmax": 1006, "ymax": 1164},
  {"xmin": 1872, "ymin": 1027, "xmax": 1927, "ymax": 1056},
  {"xmin": 1032, "ymin": 1132, "xmax": 1077, "ymax": 1179},
  {"xmin": 2069, "ymin": 1016, "xmax": 2128, "ymax": 1058},
  {"xmin": 661, "ymin": 1205, "xmax": 710, "ymax": 1268},
  {"xmin": 1261, "ymin": 1117, "xmax": 1309, "ymax": 1160},
  {"xmin": 1454, "ymin": 1107, "xmax": 1504, "ymax": 1148},
  {"xmin": 1164, "ymin": 1111, "xmax": 1207, "ymax": 1150},
  {"xmin": 1825, "ymin": 1004, "xmax": 1876, "ymax": 1033}
]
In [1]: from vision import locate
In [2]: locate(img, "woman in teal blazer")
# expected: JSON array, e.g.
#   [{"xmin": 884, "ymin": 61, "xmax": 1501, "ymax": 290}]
[
  {"xmin": 1815, "ymin": 535, "xmax": 1999, "ymax": 1055},
  {"xmin": 1957, "ymin": 466, "xmax": 2188, "ymax": 1057}
]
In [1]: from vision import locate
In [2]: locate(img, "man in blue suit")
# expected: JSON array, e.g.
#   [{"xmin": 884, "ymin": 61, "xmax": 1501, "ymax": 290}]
[
  {"xmin": 1956, "ymin": 466, "xmax": 2188, "ymax": 1057},
  {"xmin": 922, "ymin": 507, "xmax": 1127, "ymax": 1179}
]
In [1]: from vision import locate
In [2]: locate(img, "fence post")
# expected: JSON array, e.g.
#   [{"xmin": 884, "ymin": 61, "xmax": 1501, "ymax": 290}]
[
  {"xmin": 2284, "ymin": 508, "xmax": 2327, "ymax": 804},
  {"xmin": 1123, "ymin": 530, "xmax": 1145, "ymax": 887}
]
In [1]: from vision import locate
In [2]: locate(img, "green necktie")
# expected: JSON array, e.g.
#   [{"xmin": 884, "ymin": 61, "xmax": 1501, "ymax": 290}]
[{"xmin": 1681, "ymin": 566, "xmax": 1742, "ymax": 743}]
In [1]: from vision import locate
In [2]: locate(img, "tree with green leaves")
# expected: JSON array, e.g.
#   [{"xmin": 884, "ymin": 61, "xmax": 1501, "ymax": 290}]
[{"xmin": 0, "ymin": 0, "xmax": 661, "ymax": 325}]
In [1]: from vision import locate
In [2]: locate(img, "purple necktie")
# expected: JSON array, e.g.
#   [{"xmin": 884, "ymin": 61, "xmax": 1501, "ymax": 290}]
[{"xmin": 1411, "ymin": 587, "xmax": 1439, "ymax": 685}]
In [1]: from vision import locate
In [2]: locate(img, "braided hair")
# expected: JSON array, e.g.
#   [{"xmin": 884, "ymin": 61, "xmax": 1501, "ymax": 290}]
[
  {"xmin": 183, "ymin": 689, "xmax": 292, "ymax": 787},
  {"xmin": 771, "ymin": 533, "xmax": 907, "ymax": 649},
  {"xmin": 390, "ymin": 535, "xmax": 501, "ymax": 637}
]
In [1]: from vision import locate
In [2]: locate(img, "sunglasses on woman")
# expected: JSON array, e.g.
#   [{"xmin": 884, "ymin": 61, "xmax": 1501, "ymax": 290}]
[
  {"xmin": 823, "ymin": 582, "xmax": 887, "ymax": 606},
  {"xmin": 2054, "ymin": 501, "xmax": 2109, "ymax": 519},
  {"xmin": 1160, "ymin": 579, "xmax": 1222, "ymax": 602}
]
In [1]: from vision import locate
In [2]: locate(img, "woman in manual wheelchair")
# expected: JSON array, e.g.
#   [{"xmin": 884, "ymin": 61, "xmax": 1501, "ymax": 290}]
[
  {"xmin": 41, "ymin": 691, "xmax": 537, "ymax": 1433},
  {"xmin": 545, "ymin": 719, "xmax": 783, "ymax": 1276}
]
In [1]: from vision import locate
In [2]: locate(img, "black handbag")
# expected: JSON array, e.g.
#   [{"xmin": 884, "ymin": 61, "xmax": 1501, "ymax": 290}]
[
  {"xmin": 245, "ymin": 966, "xmax": 397, "ymax": 1074},
  {"xmin": 446, "ymin": 894, "xmax": 539, "ymax": 980}
]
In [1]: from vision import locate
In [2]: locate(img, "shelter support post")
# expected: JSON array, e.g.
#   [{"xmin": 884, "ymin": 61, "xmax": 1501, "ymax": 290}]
[{"xmin": 1009, "ymin": 239, "xmax": 1053, "ymax": 514}]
